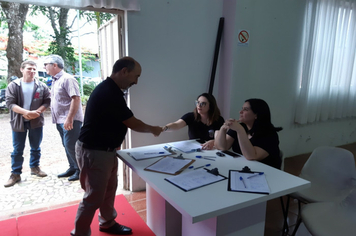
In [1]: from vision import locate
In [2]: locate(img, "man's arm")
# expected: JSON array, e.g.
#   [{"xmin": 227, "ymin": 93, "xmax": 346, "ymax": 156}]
[
  {"xmin": 162, "ymin": 119, "xmax": 186, "ymax": 132},
  {"xmin": 123, "ymin": 116, "xmax": 162, "ymax": 136},
  {"xmin": 64, "ymin": 96, "xmax": 81, "ymax": 130},
  {"xmin": 13, "ymin": 105, "xmax": 40, "ymax": 120},
  {"xmin": 23, "ymin": 85, "xmax": 51, "ymax": 119},
  {"xmin": 6, "ymin": 85, "xmax": 40, "ymax": 120}
]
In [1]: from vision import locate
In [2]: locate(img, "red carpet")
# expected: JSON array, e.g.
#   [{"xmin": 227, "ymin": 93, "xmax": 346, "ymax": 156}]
[
  {"xmin": 2, "ymin": 194, "xmax": 154, "ymax": 236},
  {"xmin": 0, "ymin": 218, "xmax": 17, "ymax": 236}
]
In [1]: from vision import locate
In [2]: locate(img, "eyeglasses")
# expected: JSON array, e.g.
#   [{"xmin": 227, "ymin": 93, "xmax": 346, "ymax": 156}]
[
  {"xmin": 44, "ymin": 63, "xmax": 53, "ymax": 66},
  {"xmin": 195, "ymin": 100, "xmax": 207, "ymax": 107}
]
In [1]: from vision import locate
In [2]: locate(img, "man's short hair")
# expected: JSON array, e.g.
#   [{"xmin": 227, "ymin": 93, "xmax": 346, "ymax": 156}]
[
  {"xmin": 112, "ymin": 57, "xmax": 136, "ymax": 74},
  {"xmin": 44, "ymin": 55, "xmax": 64, "ymax": 69},
  {"xmin": 21, "ymin": 60, "xmax": 37, "ymax": 69}
]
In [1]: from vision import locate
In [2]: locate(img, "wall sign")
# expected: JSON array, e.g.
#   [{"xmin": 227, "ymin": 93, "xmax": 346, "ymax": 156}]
[{"xmin": 238, "ymin": 29, "xmax": 250, "ymax": 46}]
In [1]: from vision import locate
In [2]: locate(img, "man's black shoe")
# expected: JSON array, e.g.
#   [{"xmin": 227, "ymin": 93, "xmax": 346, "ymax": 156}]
[
  {"xmin": 99, "ymin": 222, "xmax": 132, "ymax": 235},
  {"xmin": 68, "ymin": 170, "xmax": 80, "ymax": 181},
  {"xmin": 57, "ymin": 169, "xmax": 76, "ymax": 178}
]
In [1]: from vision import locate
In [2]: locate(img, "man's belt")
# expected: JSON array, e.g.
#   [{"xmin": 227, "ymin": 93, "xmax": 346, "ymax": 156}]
[{"xmin": 82, "ymin": 143, "xmax": 116, "ymax": 152}]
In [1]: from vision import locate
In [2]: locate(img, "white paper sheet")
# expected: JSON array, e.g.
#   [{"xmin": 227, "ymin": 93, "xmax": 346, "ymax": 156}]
[
  {"xmin": 230, "ymin": 171, "xmax": 270, "ymax": 194},
  {"xmin": 167, "ymin": 140, "xmax": 202, "ymax": 153},
  {"xmin": 145, "ymin": 157, "xmax": 193, "ymax": 174},
  {"xmin": 165, "ymin": 168, "xmax": 226, "ymax": 191},
  {"xmin": 128, "ymin": 148, "xmax": 170, "ymax": 160}
]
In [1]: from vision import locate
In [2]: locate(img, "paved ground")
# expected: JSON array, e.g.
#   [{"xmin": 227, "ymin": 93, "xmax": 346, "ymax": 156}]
[{"xmin": 0, "ymin": 110, "xmax": 129, "ymax": 220}]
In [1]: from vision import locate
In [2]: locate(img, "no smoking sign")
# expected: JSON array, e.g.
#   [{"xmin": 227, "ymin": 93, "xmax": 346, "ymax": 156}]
[{"xmin": 238, "ymin": 29, "xmax": 250, "ymax": 46}]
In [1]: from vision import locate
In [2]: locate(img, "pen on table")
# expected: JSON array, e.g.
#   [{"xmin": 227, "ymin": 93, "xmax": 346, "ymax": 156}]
[
  {"xmin": 196, "ymin": 155, "xmax": 216, "ymax": 158},
  {"xmin": 191, "ymin": 148, "xmax": 202, "ymax": 152},
  {"xmin": 194, "ymin": 164, "xmax": 211, "ymax": 170},
  {"xmin": 203, "ymin": 157, "xmax": 215, "ymax": 161},
  {"xmin": 144, "ymin": 152, "xmax": 164, "ymax": 155},
  {"xmin": 247, "ymin": 172, "xmax": 264, "ymax": 179},
  {"xmin": 240, "ymin": 176, "xmax": 247, "ymax": 188}
]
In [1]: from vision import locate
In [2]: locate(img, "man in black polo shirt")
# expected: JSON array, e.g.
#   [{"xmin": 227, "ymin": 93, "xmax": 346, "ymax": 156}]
[{"xmin": 71, "ymin": 57, "xmax": 162, "ymax": 236}]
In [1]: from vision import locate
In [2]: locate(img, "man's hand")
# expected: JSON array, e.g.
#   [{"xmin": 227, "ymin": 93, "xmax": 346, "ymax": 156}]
[
  {"xmin": 22, "ymin": 110, "xmax": 41, "ymax": 120},
  {"xmin": 151, "ymin": 126, "xmax": 163, "ymax": 137},
  {"xmin": 64, "ymin": 117, "xmax": 74, "ymax": 131}
]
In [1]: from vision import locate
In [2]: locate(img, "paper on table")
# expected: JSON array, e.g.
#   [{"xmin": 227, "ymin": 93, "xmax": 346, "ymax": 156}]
[
  {"xmin": 128, "ymin": 148, "xmax": 170, "ymax": 160},
  {"xmin": 165, "ymin": 168, "xmax": 226, "ymax": 191},
  {"xmin": 229, "ymin": 171, "xmax": 270, "ymax": 194},
  {"xmin": 167, "ymin": 140, "xmax": 202, "ymax": 153},
  {"xmin": 145, "ymin": 157, "xmax": 193, "ymax": 174}
]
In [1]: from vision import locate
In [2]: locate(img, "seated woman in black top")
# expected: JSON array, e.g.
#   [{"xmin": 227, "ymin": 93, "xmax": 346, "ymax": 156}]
[
  {"xmin": 162, "ymin": 93, "xmax": 224, "ymax": 150},
  {"xmin": 215, "ymin": 98, "xmax": 282, "ymax": 169}
]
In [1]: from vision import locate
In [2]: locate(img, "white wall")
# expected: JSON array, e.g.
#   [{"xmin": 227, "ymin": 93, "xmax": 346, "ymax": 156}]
[
  {"xmin": 127, "ymin": 0, "xmax": 223, "ymax": 148},
  {"xmin": 126, "ymin": 0, "xmax": 356, "ymax": 157},
  {"xmin": 223, "ymin": 0, "xmax": 356, "ymax": 157}
]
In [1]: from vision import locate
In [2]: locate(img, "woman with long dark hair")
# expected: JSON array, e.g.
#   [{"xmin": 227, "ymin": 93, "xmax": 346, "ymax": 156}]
[
  {"xmin": 162, "ymin": 93, "xmax": 224, "ymax": 150},
  {"xmin": 215, "ymin": 98, "xmax": 282, "ymax": 169}
]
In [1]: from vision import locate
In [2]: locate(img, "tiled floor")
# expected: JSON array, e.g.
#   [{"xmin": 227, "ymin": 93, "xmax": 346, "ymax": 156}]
[
  {"xmin": 125, "ymin": 142, "xmax": 356, "ymax": 236},
  {"xmin": 123, "ymin": 190, "xmax": 147, "ymax": 223}
]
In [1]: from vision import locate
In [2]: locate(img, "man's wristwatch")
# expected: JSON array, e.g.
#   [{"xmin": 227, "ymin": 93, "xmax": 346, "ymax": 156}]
[{"xmin": 163, "ymin": 126, "xmax": 169, "ymax": 131}]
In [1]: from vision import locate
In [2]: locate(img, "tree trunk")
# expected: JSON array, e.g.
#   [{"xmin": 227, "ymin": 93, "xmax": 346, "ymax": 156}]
[{"xmin": 0, "ymin": 2, "xmax": 29, "ymax": 82}]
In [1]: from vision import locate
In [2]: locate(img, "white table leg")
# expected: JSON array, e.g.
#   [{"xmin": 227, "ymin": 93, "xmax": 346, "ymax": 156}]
[
  {"xmin": 181, "ymin": 202, "xmax": 266, "ymax": 236},
  {"xmin": 146, "ymin": 184, "xmax": 182, "ymax": 236},
  {"xmin": 147, "ymin": 183, "xmax": 266, "ymax": 236},
  {"xmin": 146, "ymin": 184, "xmax": 166, "ymax": 236}
]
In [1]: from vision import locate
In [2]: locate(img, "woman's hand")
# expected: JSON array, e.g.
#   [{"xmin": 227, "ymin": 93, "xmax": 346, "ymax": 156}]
[
  {"xmin": 220, "ymin": 122, "xmax": 230, "ymax": 132},
  {"xmin": 226, "ymin": 119, "xmax": 245, "ymax": 134},
  {"xmin": 201, "ymin": 139, "xmax": 215, "ymax": 150}
]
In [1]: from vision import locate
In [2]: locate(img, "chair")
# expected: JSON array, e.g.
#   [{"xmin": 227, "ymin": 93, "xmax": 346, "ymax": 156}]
[
  {"xmin": 282, "ymin": 146, "xmax": 356, "ymax": 235},
  {"xmin": 301, "ymin": 189, "xmax": 356, "ymax": 236}
]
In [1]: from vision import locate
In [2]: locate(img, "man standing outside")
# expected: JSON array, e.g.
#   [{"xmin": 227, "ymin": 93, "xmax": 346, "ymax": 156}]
[
  {"xmin": 4, "ymin": 60, "xmax": 51, "ymax": 187},
  {"xmin": 71, "ymin": 57, "xmax": 162, "ymax": 235},
  {"xmin": 44, "ymin": 54, "xmax": 83, "ymax": 181}
]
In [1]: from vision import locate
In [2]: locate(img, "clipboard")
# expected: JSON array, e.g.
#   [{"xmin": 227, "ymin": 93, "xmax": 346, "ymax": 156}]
[
  {"xmin": 165, "ymin": 168, "xmax": 227, "ymax": 192},
  {"xmin": 228, "ymin": 166, "xmax": 270, "ymax": 194},
  {"xmin": 166, "ymin": 140, "xmax": 202, "ymax": 153},
  {"xmin": 144, "ymin": 156, "xmax": 195, "ymax": 175}
]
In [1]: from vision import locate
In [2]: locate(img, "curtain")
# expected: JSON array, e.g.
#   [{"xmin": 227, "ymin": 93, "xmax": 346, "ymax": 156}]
[
  {"xmin": 3, "ymin": 0, "xmax": 140, "ymax": 11},
  {"xmin": 295, "ymin": 0, "xmax": 356, "ymax": 124}
]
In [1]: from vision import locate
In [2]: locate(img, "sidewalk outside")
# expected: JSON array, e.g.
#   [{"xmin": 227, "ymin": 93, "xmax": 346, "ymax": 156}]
[{"xmin": 0, "ymin": 110, "xmax": 129, "ymax": 220}]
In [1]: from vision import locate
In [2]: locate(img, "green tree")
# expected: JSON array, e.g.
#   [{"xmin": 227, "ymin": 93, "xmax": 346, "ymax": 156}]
[
  {"xmin": 30, "ymin": 6, "xmax": 114, "ymax": 74},
  {"xmin": 0, "ymin": 2, "xmax": 29, "ymax": 81}
]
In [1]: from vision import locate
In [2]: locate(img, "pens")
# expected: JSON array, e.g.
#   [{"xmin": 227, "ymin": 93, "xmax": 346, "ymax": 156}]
[
  {"xmin": 191, "ymin": 148, "xmax": 202, "ymax": 152},
  {"xmin": 247, "ymin": 172, "xmax": 264, "ymax": 179},
  {"xmin": 203, "ymin": 157, "xmax": 215, "ymax": 161},
  {"xmin": 144, "ymin": 152, "xmax": 164, "ymax": 155},
  {"xmin": 194, "ymin": 164, "xmax": 211, "ymax": 170},
  {"xmin": 240, "ymin": 176, "xmax": 246, "ymax": 188},
  {"xmin": 196, "ymin": 155, "xmax": 216, "ymax": 158}
]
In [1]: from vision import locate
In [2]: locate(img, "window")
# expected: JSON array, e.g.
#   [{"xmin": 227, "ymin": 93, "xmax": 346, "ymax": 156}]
[{"xmin": 295, "ymin": 0, "xmax": 356, "ymax": 124}]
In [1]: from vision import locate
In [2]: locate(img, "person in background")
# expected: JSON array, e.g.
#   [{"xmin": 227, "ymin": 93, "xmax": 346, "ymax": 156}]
[
  {"xmin": 71, "ymin": 57, "xmax": 162, "ymax": 236},
  {"xmin": 162, "ymin": 93, "xmax": 224, "ymax": 150},
  {"xmin": 215, "ymin": 98, "xmax": 282, "ymax": 169},
  {"xmin": 4, "ymin": 60, "xmax": 51, "ymax": 187},
  {"xmin": 44, "ymin": 54, "xmax": 83, "ymax": 181}
]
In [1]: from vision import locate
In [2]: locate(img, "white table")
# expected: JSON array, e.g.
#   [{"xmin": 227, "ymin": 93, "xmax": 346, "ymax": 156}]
[{"xmin": 117, "ymin": 140, "xmax": 310, "ymax": 236}]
